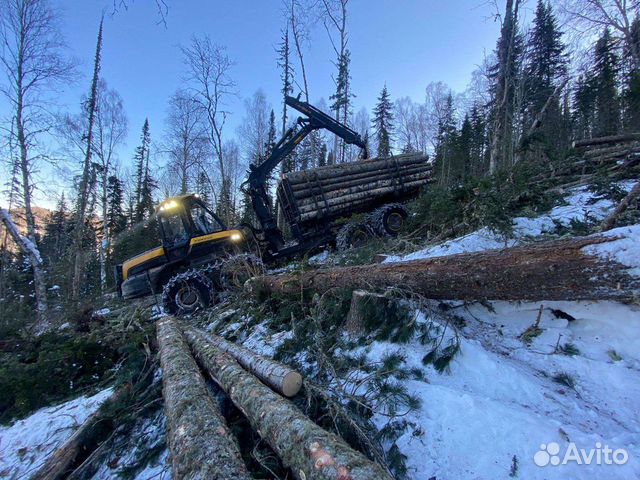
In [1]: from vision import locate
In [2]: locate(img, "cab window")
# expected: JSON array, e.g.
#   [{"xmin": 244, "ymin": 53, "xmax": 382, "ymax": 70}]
[
  {"xmin": 190, "ymin": 204, "xmax": 224, "ymax": 236},
  {"xmin": 159, "ymin": 212, "xmax": 189, "ymax": 246}
]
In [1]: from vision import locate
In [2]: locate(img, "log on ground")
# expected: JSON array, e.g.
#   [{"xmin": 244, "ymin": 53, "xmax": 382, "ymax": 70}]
[
  {"xmin": 31, "ymin": 388, "xmax": 127, "ymax": 480},
  {"xmin": 182, "ymin": 328, "xmax": 394, "ymax": 480},
  {"xmin": 247, "ymin": 233, "xmax": 640, "ymax": 302},
  {"xmin": 157, "ymin": 317, "xmax": 251, "ymax": 480},
  {"xmin": 182, "ymin": 326, "xmax": 302, "ymax": 397}
]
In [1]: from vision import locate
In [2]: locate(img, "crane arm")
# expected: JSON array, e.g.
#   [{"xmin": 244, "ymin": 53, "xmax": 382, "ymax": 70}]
[{"xmin": 246, "ymin": 95, "xmax": 367, "ymax": 252}]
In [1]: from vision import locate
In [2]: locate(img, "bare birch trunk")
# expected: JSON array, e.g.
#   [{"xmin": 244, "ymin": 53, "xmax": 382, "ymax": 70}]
[
  {"xmin": 0, "ymin": 209, "xmax": 48, "ymax": 334},
  {"xmin": 183, "ymin": 327, "xmax": 394, "ymax": 480},
  {"xmin": 156, "ymin": 318, "xmax": 251, "ymax": 480}
]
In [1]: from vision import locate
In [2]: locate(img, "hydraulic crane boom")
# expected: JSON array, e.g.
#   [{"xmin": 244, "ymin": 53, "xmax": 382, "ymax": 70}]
[{"xmin": 246, "ymin": 95, "xmax": 367, "ymax": 253}]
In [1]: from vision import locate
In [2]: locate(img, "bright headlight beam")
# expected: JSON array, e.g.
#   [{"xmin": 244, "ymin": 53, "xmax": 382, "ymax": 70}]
[{"xmin": 230, "ymin": 233, "xmax": 242, "ymax": 242}]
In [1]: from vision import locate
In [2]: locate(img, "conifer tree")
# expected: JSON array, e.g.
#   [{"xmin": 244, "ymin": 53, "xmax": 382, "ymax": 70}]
[
  {"xmin": 488, "ymin": 0, "xmax": 523, "ymax": 173},
  {"xmin": 523, "ymin": 0, "xmax": 567, "ymax": 153},
  {"xmin": 593, "ymin": 28, "xmax": 621, "ymax": 137},
  {"xmin": 330, "ymin": 49, "xmax": 354, "ymax": 162},
  {"xmin": 133, "ymin": 119, "xmax": 151, "ymax": 221},
  {"xmin": 433, "ymin": 94, "xmax": 457, "ymax": 185},
  {"xmin": 623, "ymin": 16, "xmax": 640, "ymax": 131},
  {"xmin": 106, "ymin": 175, "xmax": 127, "ymax": 237},
  {"xmin": 372, "ymin": 85, "xmax": 394, "ymax": 157},
  {"xmin": 277, "ymin": 28, "xmax": 294, "ymax": 135},
  {"xmin": 572, "ymin": 74, "xmax": 597, "ymax": 139}
]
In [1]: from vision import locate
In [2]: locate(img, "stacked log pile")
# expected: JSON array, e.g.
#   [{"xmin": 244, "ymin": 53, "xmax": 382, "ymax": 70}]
[
  {"xmin": 278, "ymin": 153, "xmax": 432, "ymax": 223},
  {"xmin": 529, "ymin": 134, "xmax": 640, "ymax": 190},
  {"xmin": 182, "ymin": 325, "xmax": 394, "ymax": 480},
  {"xmin": 156, "ymin": 318, "xmax": 251, "ymax": 480}
]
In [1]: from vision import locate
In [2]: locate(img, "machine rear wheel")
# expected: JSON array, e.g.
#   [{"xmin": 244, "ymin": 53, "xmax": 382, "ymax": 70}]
[
  {"xmin": 336, "ymin": 223, "xmax": 373, "ymax": 251},
  {"xmin": 369, "ymin": 203, "xmax": 408, "ymax": 236},
  {"xmin": 162, "ymin": 270, "xmax": 214, "ymax": 315}
]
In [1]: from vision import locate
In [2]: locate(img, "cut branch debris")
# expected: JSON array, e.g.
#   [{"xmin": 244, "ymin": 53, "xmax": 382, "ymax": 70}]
[
  {"xmin": 183, "ymin": 327, "xmax": 394, "ymax": 480},
  {"xmin": 156, "ymin": 317, "xmax": 251, "ymax": 480},
  {"xmin": 247, "ymin": 233, "xmax": 640, "ymax": 302}
]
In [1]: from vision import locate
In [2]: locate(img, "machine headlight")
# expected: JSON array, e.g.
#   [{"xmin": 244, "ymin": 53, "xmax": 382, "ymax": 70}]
[{"xmin": 230, "ymin": 233, "xmax": 243, "ymax": 242}]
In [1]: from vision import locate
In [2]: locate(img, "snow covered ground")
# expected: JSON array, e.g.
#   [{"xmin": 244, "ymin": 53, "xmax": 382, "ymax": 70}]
[
  {"xmin": 0, "ymin": 389, "xmax": 112, "ymax": 479},
  {"xmin": 361, "ymin": 300, "xmax": 640, "ymax": 479},
  {"xmin": 361, "ymin": 181, "xmax": 640, "ymax": 479},
  {"xmin": 384, "ymin": 182, "xmax": 636, "ymax": 263}
]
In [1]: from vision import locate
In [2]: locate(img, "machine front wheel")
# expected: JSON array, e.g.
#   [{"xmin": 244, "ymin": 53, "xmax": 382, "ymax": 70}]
[{"xmin": 161, "ymin": 270, "xmax": 214, "ymax": 315}]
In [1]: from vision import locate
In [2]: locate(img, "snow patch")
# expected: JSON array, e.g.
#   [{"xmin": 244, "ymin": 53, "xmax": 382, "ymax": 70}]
[
  {"xmin": 0, "ymin": 389, "xmax": 113, "ymax": 479},
  {"xmin": 384, "ymin": 183, "xmax": 633, "ymax": 263},
  {"xmin": 363, "ymin": 300, "xmax": 640, "ymax": 479},
  {"xmin": 582, "ymin": 224, "xmax": 640, "ymax": 277}
]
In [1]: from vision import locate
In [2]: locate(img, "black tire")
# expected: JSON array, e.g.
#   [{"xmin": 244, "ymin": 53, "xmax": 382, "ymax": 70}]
[
  {"xmin": 161, "ymin": 270, "xmax": 214, "ymax": 315},
  {"xmin": 336, "ymin": 222, "xmax": 373, "ymax": 251},
  {"xmin": 220, "ymin": 254, "xmax": 264, "ymax": 290},
  {"xmin": 368, "ymin": 203, "xmax": 408, "ymax": 236}
]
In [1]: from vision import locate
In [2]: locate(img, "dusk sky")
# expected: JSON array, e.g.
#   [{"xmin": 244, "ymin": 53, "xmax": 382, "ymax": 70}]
[{"xmin": 2, "ymin": 0, "xmax": 521, "ymax": 205}]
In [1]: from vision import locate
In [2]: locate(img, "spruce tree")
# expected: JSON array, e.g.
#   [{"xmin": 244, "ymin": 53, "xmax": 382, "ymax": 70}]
[
  {"xmin": 572, "ymin": 74, "xmax": 597, "ymax": 139},
  {"xmin": 623, "ymin": 16, "xmax": 640, "ymax": 132},
  {"xmin": 330, "ymin": 49, "xmax": 354, "ymax": 162},
  {"xmin": 593, "ymin": 28, "xmax": 621, "ymax": 137},
  {"xmin": 133, "ymin": 119, "xmax": 153, "ymax": 221},
  {"xmin": 133, "ymin": 119, "xmax": 151, "ymax": 220},
  {"xmin": 372, "ymin": 85, "xmax": 394, "ymax": 157},
  {"xmin": 488, "ymin": 0, "xmax": 523, "ymax": 172},
  {"xmin": 433, "ymin": 94, "xmax": 457, "ymax": 186},
  {"xmin": 523, "ymin": 0, "xmax": 567, "ymax": 153},
  {"xmin": 106, "ymin": 175, "xmax": 127, "ymax": 237},
  {"xmin": 469, "ymin": 104, "xmax": 487, "ymax": 176}
]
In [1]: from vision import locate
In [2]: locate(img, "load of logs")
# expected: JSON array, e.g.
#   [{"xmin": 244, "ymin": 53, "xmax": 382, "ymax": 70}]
[
  {"xmin": 157, "ymin": 318, "xmax": 393, "ymax": 480},
  {"xmin": 530, "ymin": 133, "xmax": 640, "ymax": 191},
  {"xmin": 277, "ymin": 153, "xmax": 432, "ymax": 224}
]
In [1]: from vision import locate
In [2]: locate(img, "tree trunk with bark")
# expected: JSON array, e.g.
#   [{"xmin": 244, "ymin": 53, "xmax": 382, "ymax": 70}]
[
  {"xmin": 182, "ymin": 326, "xmax": 302, "ymax": 397},
  {"xmin": 157, "ymin": 318, "xmax": 251, "ymax": 480},
  {"xmin": 601, "ymin": 182, "xmax": 640, "ymax": 231},
  {"xmin": 182, "ymin": 326, "xmax": 393, "ymax": 480},
  {"xmin": 248, "ymin": 232, "xmax": 640, "ymax": 302}
]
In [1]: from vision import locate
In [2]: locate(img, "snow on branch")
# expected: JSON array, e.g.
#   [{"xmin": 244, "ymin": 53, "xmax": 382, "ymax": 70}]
[{"xmin": 0, "ymin": 208, "xmax": 43, "ymax": 265}]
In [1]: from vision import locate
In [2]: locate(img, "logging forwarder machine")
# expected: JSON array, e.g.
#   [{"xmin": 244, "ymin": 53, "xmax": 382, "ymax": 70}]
[{"xmin": 116, "ymin": 95, "xmax": 420, "ymax": 314}]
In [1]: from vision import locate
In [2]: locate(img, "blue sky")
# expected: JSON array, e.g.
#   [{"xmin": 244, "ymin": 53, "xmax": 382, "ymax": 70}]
[
  {"xmin": 60, "ymin": 0, "xmax": 502, "ymax": 150},
  {"xmin": 3, "ymin": 0, "xmax": 507, "ymax": 206}
]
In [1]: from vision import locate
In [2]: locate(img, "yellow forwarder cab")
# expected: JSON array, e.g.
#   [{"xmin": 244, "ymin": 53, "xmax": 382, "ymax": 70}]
[{"xmin": 115, "ymin": 194, "xmax": 256, "ymax": 314}]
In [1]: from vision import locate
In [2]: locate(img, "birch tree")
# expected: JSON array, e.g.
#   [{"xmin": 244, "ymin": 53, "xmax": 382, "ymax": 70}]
[
  {"xmin": 163, "ymin": 89, "xmax": 208, "ymax": 195},
  {"xmin": 0, "ymin": 0, "xmax": 74, "ymax": 326},
  {"xmin": 182, "ymin": 36, "xmax": 236, "ymax": 224}
]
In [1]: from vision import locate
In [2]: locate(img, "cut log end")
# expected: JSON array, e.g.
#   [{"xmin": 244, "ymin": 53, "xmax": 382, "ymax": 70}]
[{"xmin": 282, "ymin": 371, "xmax": 303, "ymax": 397}]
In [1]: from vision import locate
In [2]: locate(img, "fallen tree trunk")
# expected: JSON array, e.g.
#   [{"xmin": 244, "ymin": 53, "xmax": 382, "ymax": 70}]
[
  {"xmin": 248, "ymin": 232, "xmax": 640, "ymax": 302},
  {"xmin": 31, "ymin": 389, "xmax": 125, "ymax": 480},
  {"xmin": 601, "ymin": 182, "xmax": 640, "ymax": 231},
  {"xmin": 182, "ymin": 326, "xmax": 302, "ymax": 397},
  {"xmin": 573, "ymin": 133, "xmax": 640, "ymax": 149},
  {"xmin": 157, "ymin": 318, "xmax": 251, "ymax": 480},
  {"xmin": 182, "ymin": 328, "xmax": 393, "ymax": 480}
]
